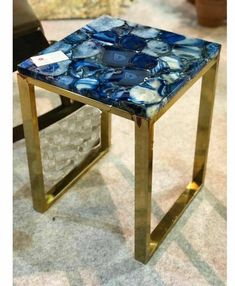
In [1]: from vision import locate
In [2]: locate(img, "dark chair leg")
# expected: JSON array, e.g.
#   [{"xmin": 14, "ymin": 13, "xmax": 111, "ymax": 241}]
[
  {"xmin": 60, "ymin": 95, "xmax": 73, "ymax": 106},
  {"xmin": 13, "ymin": 101, "xmax": 84, "ymax": 142}
]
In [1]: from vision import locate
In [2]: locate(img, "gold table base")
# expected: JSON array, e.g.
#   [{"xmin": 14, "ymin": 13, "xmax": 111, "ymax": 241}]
[{"xmin": 17, "ymin": 56, "xmax": 219, "ymax": 263}]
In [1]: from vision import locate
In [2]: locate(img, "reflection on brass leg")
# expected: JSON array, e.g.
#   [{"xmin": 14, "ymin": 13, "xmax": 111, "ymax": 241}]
[
  {"xmin": 134, "ymin": 59, "xmax": 219, "ymax": 264},
  {"xmin": 18, "ymin": 74, "xmax": 110, "ymax": 213},
  {"xmin": 193, "ymin": 60, "xmax": 219, "ymax": 185},
  {"xmin": 101, "ymin": 111, "xmax": 111, "ymax": 151}
]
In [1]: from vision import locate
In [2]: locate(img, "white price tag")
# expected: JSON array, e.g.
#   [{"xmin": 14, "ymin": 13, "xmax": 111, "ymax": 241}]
[{"xmin": 30, "ymin": 51, "xmax": 69, "ymax": 67}]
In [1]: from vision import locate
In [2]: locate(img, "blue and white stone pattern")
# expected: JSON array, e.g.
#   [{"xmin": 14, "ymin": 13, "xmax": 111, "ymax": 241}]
[{"xmin": 18, "ymin": 15, "xmax": 221, "ymax": 119}]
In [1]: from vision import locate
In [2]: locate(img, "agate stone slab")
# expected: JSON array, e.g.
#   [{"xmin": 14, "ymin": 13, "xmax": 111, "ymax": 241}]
[{"xmin": 18, "ymin": 15, "xmax": 221, "ymax": 119}]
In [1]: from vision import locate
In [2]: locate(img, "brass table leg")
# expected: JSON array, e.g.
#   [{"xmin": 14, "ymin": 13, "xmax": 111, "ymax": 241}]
[
  {"xmin": 17, "ymin": 74, "xmax": 46, "ymax": 212},
  {"xmin": 192, "ymin": 60, "xmax": 219, "ymax": 186},
  {"xmin": 17, "ymin": 74, "xmax": 111, "ymax": 213},
  {"xmin": 134, "ymin": 59, "xmax": 219, "ymax": 264},
  {"xmin": 135, "ymin": 118, "xmax": 154, "ymax": 263}
]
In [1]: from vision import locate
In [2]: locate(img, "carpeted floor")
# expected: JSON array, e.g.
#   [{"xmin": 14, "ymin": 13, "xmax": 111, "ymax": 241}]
[{"xmin": 13, "ymin": 0, "xmax": 227, "ymax": 285}]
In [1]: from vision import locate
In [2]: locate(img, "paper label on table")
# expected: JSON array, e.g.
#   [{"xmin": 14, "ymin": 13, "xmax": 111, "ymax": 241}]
[{"xmin": 30, "ymin": 51, "xmax": 69, "ymax": 67}]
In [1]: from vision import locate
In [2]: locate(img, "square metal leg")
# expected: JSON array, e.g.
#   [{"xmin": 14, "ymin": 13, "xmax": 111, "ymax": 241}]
[
  {"xmin": 134, "ymin": 60, "xmax": 219, "ymax": 264},
  {"xmin": 17, "ymin": 73, "xmax": 111, "ymax": 213}
]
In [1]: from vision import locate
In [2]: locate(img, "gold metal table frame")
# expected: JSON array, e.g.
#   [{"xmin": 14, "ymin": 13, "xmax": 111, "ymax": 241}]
[{"xmin": 17, "ymin": 56, "xmax": 219, "ymax": 264}]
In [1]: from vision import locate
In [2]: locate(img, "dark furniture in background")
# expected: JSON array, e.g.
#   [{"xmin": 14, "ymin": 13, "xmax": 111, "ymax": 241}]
[
  {"xmin": 13, "ymin": 0, "xmax": 82, "ymax": 142},
  {"xmin": 187, "ymin": 0, "xmax": 226, "ymax": 27}
]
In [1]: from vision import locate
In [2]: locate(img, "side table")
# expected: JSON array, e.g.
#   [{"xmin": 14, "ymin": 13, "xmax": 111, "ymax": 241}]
[{"xmin": 17, "ymin": 15, "xmax": 221, "ymax": 263}]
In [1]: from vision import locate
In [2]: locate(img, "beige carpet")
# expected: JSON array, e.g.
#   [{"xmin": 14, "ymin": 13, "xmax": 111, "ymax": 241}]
[{"xmin": 13, "ymin": 0, "xmax": 227, "ymax": 285}]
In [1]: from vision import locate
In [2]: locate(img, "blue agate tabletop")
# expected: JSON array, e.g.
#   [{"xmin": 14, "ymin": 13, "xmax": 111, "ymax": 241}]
[{"xmin": 18, "ymin": 15, "xmax": 221, "ymax": 119}]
